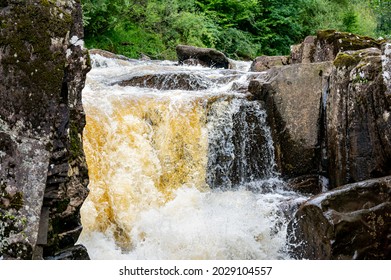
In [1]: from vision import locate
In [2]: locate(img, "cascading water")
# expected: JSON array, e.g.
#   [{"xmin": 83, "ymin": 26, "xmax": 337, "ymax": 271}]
[
  {"xmin": 77, "ymin": 54, "xmax": 307, "ymax": 260},
  {"xmin": 206, "ymin": 99, "xmax": 277, "ymax": 189}
]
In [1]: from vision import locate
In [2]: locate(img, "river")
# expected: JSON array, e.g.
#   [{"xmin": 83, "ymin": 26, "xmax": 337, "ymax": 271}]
[{"xmin": 77, "ymin": 54, "xmax": 307, "ymax": 260}]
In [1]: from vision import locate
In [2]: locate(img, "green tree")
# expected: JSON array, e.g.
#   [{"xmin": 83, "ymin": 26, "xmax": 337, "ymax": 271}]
[
  {"xmin": 369, "ymin": 0, "xmax": 391, "ymax": 36},
  {"xmin": 254, "ymin": 0, "xmax": 305, "ymax": 55},
  {"xmin": 81, "ymin": 0, "xmax": 380, "ymax": 60},
  {"xmin": 298, "ymin": 0, "xmax": 377, "ymax": 37}
]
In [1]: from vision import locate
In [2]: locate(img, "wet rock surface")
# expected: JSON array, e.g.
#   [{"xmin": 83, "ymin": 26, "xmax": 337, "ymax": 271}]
[
  {"xmin": 248, "ymin": 31, "xmax": 391, "ymax": 260},
  {"xmin": 327, "ymin": 47, "xmax": 391, "ymax": 188},
  {"xmin": 0, "ymin": 0, "xmax": 90, "ymax": 259},
  {"xmin": 249, "ymin": 62, "xmax": 333, "ymax": 178},
  {"xmin": 117, "ymin": 73, "xmax": 211, "ymax": 90},
  {"xmin": 89, "ymin": 48, "xmax": 137, "ymax": 62},
  {"xmin": 287, "ymin": 176, "xmax": 391, "ymax": 259},
  {"xmin": 287, "ymin": 175, "xmax": 327, "ymax": 196},
  {"xmin": 250, "ymin": 31, "xmax": 391, "ymax": 190}
]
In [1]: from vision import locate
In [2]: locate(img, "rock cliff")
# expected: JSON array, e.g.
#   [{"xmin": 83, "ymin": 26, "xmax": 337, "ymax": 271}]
[
  {"xmin": 0, "ymin": 0, "xmax": 90, "ymax": 259},
  {"xmin": 249, "ymin": 30, "xmax": 391, "ymax": 258},
  {"xmin": 249, "ymin": 30, "xmax": 391, "ymax": 189},
  {"xmin": 249, "ymin": 62, "xmax": 332, "ymax": 179},
  {"xmin": 327, "ymin": 47, "xmax": 391, "ymax": 188}
]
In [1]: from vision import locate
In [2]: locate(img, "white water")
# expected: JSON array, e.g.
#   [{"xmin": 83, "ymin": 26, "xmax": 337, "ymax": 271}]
[{"xmin": 78, "ymin": 54, "xmax": 306, "ymax": 260}]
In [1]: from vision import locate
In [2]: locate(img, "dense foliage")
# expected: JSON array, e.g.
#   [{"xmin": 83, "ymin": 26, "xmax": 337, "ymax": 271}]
[{"xmin": 82, "ymin": 0, "xmax": 390, "ymax": 60}]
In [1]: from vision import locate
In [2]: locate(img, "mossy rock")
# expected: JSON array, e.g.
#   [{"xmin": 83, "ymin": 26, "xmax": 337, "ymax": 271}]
[
  {"xmin": 317, "ymin": 30, "xmax": 383, "ymax": 54},
  {"xmin": 0, "ymin": 2, "xmax": 75, "ymax": 133},
  {"xmin": 1, "ymin": 0, "xmax": 90, "ymax": 260},
  {"xmin": 333, "ymin": 47, "xmax": 381, "ymax": 69},
  {"xmin": 333, "ymin": 53, "xmax": 360, "ymax": 69}
]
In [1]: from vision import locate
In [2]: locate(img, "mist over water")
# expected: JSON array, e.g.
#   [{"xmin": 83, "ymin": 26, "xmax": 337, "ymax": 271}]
[{"xmin": 78, "ymin": 55, "xmax": 306, "ymax": 260}]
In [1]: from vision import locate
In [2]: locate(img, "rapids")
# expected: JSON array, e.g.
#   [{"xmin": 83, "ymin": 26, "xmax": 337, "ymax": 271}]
[{"xmin": 77, "ymin": 54, "xmax": 307, "ymax": 259}]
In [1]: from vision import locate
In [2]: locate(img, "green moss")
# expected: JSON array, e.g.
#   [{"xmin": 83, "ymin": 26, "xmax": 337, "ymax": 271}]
[
  {"xmin": 0, "ymin": 184, "xmax": 27, "ymax": 257},
  {"xmin": 333, "ymin": 53, "xmax": 360, "ymax": 68},
  {"xmin": 69, "ymin": 122, "xmax": 83, "ymax": 161},
  {"xmin": 41, "ymin": 0, "xmax": 50, "ymax": 6},
  {"xmin": 0, "ymin": 20, "xmax": 7, "ymax": 29},
  {"xmin": 317, "ymin": 29, "xmax": 337, "ymax": 41},
  {"xmin": 317, "ymin": 29, "xmax": 383, "ymax": 53},
  {"xmin": 0, "ymin": 3, "xmax": 73, "ymax": 92},
  {"xmin": 56, "ymin": 198, "xmax": 70, "ymax": 213},
  {"xmin": 352, "ymin": 74, "xmax": 369, "ymax": 84},
  {"xmin": 339, "ymin": 36, "xmax": 379, "ymax": 50},
  {"xmin": 3, "ymin": 242, "xmax": 33, "ymax": 259},
  {"xmin": 284, "ymin": 163, "xmax": 295, "ymax": 173},
  {"xmin": 0, "ymin": 2, "xmax": 78, "ymax": 131}
]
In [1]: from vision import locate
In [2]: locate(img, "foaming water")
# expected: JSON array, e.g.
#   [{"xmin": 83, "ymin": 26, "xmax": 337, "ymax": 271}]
[
  {"xmin": 82, "ymin": 187, "xmax": 298, "ymax": 260},
  {"xmin": 78, "ymin": 54, "xmax": 305, "ymax": 259}
]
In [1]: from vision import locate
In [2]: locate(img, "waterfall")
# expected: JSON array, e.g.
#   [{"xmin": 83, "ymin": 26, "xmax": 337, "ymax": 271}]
[
  {"xmin": 206, "ymin": 98, "xmax": 277, "ymax": 189},
  {"xmin": 77, "ymin": 54, "xmax": 306, "ymax": 259}
]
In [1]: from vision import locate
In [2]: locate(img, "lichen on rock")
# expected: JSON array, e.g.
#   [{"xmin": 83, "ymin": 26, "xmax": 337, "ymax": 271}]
[
  {"xmin": 291, "ymin": 30, "xmax": 384, "ymax": 64},
  {"xmin": 327, "ymin": 47, "xmax": 391, "ymax": 188},
  {"xmin": 0, "ymin": 0, "xmax": 90, "ymax": 259}
]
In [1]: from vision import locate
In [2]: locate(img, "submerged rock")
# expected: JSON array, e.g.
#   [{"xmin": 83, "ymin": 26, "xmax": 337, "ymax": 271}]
[
  {"xmin": 0, "ymin": 1, "xmax": 90, "ymax": 259},
  {"xmin": 117, "ymin": 73, "xmax": 211, "ymax": 90},
  {"xmin": 287, "ymin": 176, "xmax": 391, "ymax": 259}
]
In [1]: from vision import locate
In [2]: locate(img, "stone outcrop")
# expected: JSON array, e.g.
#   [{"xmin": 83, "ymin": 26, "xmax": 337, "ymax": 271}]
[
  {"xmin": 287, "ymin": 176, "xmax": 391, "ymax": 260},
  {"xmin": 291, "ymin": 30, "xmax": 383, "ymax": 64},
  {"xmin": 248, "ymin": 31, "xmax": 391, "ymax": 192},
  {"xmin": 249, "ymin": 62, "xmax": 333, "ymax": 179},
  {"xmin": 246, "ymin": 31, "xmax": 391, "ymax": 259},
  {"xmin": 250, "ymin": 55, "xmax": 290, "ymax": 72},
  {"xmin": 176, "ymin": 45, "xmax": 231, "ymax": 69},
  {"xmin": 326, "ymin": 47, "xmax": 391, "ymax": 188},
  {"xmin": 0, "ymin": 0, "xmax": 90, "ymax": 259},
  {"xmin": 117, "ymin": 73, "xmax": 211, "ymax": 91},
  {"xmin": 290, "ymin": 36, "xmax": 317, "ymax": 64}
]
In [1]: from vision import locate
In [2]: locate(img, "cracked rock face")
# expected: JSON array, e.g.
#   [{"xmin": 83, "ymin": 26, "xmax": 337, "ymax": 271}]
[
  {"xmin": 0, "ymin": 0, "xmax": 90, "ymax": 259},
  {"xmin": 327, "ymin": 47, "xmax": 391, "ymax": 188},
  {"xmin": 249, "ymin": 62, "xmax": 333, "ymax": 179}
]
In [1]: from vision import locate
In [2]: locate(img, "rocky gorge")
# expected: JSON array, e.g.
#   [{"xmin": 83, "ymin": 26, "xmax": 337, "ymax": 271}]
[{"xmin": 0, "ymin": 1, "xmax": 390, "ymax": 260}]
